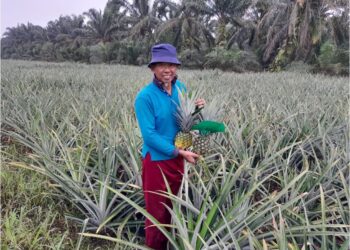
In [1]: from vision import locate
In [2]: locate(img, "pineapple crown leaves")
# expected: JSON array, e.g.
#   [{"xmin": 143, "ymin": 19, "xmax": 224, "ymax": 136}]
[{"xmin": 174, "ymin": 86, "xmax": 205, "ymax": 132}]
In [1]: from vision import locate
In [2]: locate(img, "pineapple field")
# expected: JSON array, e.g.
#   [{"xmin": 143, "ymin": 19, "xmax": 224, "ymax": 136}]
[{"xmin": 1, "ymin": 60, "xmax": 349, "ymax": 249}]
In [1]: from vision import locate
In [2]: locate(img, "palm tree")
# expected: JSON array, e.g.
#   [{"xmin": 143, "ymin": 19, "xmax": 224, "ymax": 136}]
[
  {"xmin": 83, "ymin": 5, "xmax": 127, "ymax": 43},
  {"xmin": 1, "ymin": 23, "xmax": 47, "ymax": 59},
  {"xmin": 155, "ymin": 0, "xmax": 214, "ymax": 51},
  {"xmin": 322, "ymin": 0, "xmax": 349, "ymax": 47},
  {"xmin": 3, "ymin": 23, "xmax": 46, "ymax": 44},
  {"xmin": 252, "ymin": 0, "xmax": 291, "ymax": 65},
  {"xmin": 206, "ymin": 0, "xmax": 252, "ymax": 47},
  {"xmin": 46, "ymin": 15, "xmax": 86, "ymax": 45},
  {"xmin": 253, "ymin": 0, "xmax": 349, "ymax": 69},
  {"xmin": 122, "ymin": 0, "xmax": 160, "ymax": 43},
  {"xmin": 45, "ymin": 15, "xmax": 89, "ymax": 61}
]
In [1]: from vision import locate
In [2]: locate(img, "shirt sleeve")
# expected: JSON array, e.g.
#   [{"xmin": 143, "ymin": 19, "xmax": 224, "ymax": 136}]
[{"xmin": 135, "ymin": 95, "xmax": 177, "ymax": 157}]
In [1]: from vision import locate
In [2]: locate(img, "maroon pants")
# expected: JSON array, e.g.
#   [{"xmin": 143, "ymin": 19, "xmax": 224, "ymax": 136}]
[{"xmin": 142, "ymin": 153, "xmax": 184, "ymax": 250}]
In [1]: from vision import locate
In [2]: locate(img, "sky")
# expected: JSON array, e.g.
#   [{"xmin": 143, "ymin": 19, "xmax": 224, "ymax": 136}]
[{"xmin": 1, "ymin": 0, "xmax": 109, "ymax": 35}]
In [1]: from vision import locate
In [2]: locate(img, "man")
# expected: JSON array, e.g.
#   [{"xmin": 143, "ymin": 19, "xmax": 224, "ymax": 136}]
[{"xmin": 134, "ymin": 43, "xmax": 205, "ymax": 249}]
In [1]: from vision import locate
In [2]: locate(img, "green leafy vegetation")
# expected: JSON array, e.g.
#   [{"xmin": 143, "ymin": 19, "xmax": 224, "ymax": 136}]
[
  {"xmin": 1, "ymin": 60, "xmax": 349, "ymax": 249},
  {"xmin": 1, "ymin": 0, "xmax": 348, "ymax": 75}
]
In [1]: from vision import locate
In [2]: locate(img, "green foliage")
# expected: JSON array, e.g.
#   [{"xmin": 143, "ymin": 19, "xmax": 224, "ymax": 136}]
[
  {"xmin": 117, "ymin": 42, "xmax": 148, "ymax": 65},
  {"xmin": 105, "ymin": 41, "xmax": 150, "ymax": 65},
  {"xmin": 285, "ymin": 61, "xmax": 312, "ymax": 73},
  {"xmin": 89, "ymin": 42, "xmax": 107, "ymax": 64},
  {"xmin": 269, "ymin": 40, "xmax": 298, "ymax": 72},
  {"xmin": 179, "ymin": 48, "xmax": 206, "ymax": 69},
  {"xmin": 0, "ymin": 164, "xmax": 75, "ymax": 249},
  {"xmin": 75, "ymin": 45, "xmax": 90, "ymax": 63},
  {"xmin": 319, "ymin": 41, "xmax": 336, "ymax": 66},
  {"xmin": 2, "ymin": 205, "xmax": 70, "ymax": 249},
  {"xmin": 0, "ymin": 166, "xmax": 118, "ymax": 249},
  {"xmin": 315, "ymin": 41, "xmax": 349, "ymax": 75},
  {"xmin": 39, "ymin": 42, "xmax": 56, "ymax": 61},
  {"xmin": 204, "ymin": 46, "xmax": 262, "ymax": 72},
  {"xmin": 2, "ymin": 60, "xmax": 349, "ymax": 249},
  {"xmin": 1, "ymin": 0, "xmax": 349, "ymax": 74},
  {"xmin": 204, "ymin": 46, "xmax": 241, "ymax": 69}
]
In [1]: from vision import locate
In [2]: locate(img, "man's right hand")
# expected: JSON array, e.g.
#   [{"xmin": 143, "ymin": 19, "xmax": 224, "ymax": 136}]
[{"xmin": 178, "ymin": 149, "xmax": 199, "ymax": 164}]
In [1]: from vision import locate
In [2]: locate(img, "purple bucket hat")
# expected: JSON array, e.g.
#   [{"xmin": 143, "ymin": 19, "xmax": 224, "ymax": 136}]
[{"xmin": 148, "ymin": 43, "xmax": 181, "ymax": 67}]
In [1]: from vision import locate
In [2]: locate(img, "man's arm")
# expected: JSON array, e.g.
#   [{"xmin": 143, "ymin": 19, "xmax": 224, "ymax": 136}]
[{"xmin": 135, "ymin": 96, "xmax": 178, "ymax": 157}]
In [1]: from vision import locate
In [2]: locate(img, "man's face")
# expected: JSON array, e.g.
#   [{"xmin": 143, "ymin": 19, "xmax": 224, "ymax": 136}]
[{"xmin": 151, "ymin": 63, "xmax": 178, "ymax": 84}]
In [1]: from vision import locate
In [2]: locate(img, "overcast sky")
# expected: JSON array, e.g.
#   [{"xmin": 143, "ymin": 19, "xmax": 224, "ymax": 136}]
[{"xmin": 1, "ymin": 0, "xmax": 109, "ymax": 35}]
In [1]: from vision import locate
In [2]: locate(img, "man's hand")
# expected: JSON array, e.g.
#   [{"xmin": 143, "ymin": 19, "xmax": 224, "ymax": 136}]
[
  {"xmin": 179, "ymin": 149, "xmax": 199, "ymax": 164},
  {"xmin": 195, "ymin": 98, "xmax": 206, "ymax": 109}
]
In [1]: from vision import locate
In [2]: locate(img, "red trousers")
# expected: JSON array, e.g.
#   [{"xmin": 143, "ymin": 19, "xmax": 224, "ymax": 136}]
[{"xmin": 142, "ymin": 153, "xmax": 184, "ymax": 250}]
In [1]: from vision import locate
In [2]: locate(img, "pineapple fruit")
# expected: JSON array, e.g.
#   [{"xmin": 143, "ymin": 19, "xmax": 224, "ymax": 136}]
[
  {"xmin": 174, "ymin": 88, "xmax": 202, "ymax": 150},
  {"xmin": 192, "ymin": 134, "xmax": 210, "ymax": 155},
  {"xmin": 191, "ymin": 96, "xmax": 226, "ymax": 155},
  {"xmin": 174, "ymin": 87, "xmax": 226, "ymax": 155},
  {"xmin": 175, "ymin": 131, "xmax": 193, "ymax": 149}
]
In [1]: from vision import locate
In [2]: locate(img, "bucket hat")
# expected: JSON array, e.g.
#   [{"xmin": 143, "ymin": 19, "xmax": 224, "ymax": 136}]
[{"xmin": 148, "ymin": 43, "xmax": 181, "ymax": 67}]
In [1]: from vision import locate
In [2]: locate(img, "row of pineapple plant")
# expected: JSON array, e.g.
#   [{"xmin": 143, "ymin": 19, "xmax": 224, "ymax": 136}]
[{"xmin": 2, "ymin": 60, "xmax": 349, "ymax": 249}]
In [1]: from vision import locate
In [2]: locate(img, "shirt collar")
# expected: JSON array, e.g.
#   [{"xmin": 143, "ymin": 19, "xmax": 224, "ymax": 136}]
[{"xmin": 153, "ymin": 74, "xmax": 178, "ymax": 90}]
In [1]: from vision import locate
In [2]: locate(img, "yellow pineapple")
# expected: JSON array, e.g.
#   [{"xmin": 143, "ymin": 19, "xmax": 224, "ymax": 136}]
[
  {"xmin": 175, "ymin": 131, "xmax": 193, "ymax": 149},
  {"xmin": 174, "ymin": 88, "xmax": 203, "ymax": 149}
]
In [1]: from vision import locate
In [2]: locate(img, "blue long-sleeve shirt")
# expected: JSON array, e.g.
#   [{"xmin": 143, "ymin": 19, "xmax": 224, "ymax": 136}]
[{"xmin": 134, "ymin": 79, "xmax": 186, "ymax": 161}]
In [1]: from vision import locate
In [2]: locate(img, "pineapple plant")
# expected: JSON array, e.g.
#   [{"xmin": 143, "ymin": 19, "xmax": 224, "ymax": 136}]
[
  {"xmin": 191, "ymin": 97, "xmax": 227, "ymax": 155},
  {"xmin": 174, "ymin": 88, "xmax": 203, "ymax": 150},
  {"xmin": 175, "ymin": 87, "xmax": 226, "ymax": 155}
]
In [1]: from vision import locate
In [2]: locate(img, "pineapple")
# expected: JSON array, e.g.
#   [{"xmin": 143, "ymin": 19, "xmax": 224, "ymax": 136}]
[
  {"xmin": 175, "ymin": 131, "xmax": 193, "ymax": 149},
  {"xmin": 174, "ymin": 87, "xmax": 203, "ymax": 149},
  {"xmin": 175, "ymin": 88, "xmax": 226, "ymax": 155},
  {"xmin": 192, "ymin": 134, "xmax": 210, "ymax": 155},
  {"xmin": 191, "ymin": 96, "xmax": 227, "ymax": 155}
]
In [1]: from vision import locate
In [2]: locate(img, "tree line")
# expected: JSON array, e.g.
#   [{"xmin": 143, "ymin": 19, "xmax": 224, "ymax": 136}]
[{"xmin": 1, "ymin": 0, "xmax": 349, "ymax": 75}]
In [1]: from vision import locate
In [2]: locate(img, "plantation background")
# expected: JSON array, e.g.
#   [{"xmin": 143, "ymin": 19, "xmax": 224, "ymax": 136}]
[
  {"xmin": 1, "ymin": 60, "xmax": 349, "ymax": 249},
  {"xmin": 1, "ymin": 0, "xmax": 349, "ymax": 76}
]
